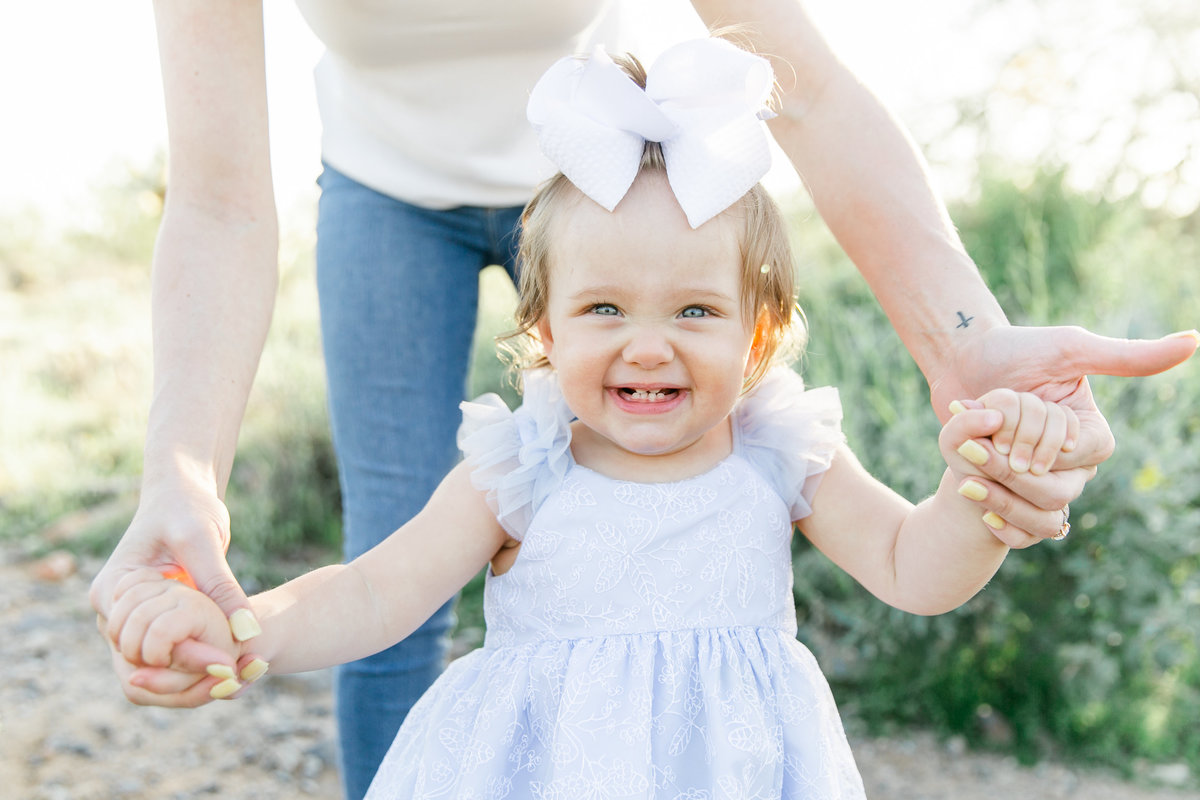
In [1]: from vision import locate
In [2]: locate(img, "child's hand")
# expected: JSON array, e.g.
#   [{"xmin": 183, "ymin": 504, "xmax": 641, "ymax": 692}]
[
  {"xmin": 941, "ymin": 390, "xmax": 1080, "ymax": 547},
  {"xmin": 951, "ymin": 389, "xmax": 1081, "ymax": 476},
  {"xmin": 105, "ymin": 568, "xmax": 260, "ymax": 703}
]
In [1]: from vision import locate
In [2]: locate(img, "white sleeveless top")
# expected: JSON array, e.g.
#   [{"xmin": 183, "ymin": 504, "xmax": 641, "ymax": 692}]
[{"xmin": 293, "ymin": 0, "xmax": 620, "ymax": 208}]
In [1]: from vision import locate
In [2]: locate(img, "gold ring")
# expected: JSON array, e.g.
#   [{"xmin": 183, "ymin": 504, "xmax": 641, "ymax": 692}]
[{"xmin": 1052, "ymin": 505, "xmax": 1070, "ymax": 541}]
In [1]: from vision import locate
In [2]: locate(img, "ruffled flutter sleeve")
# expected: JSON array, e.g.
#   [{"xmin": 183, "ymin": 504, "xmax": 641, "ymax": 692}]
[
  {"xmin": 456, "ymin": 369, "xmax": 574, "ymax": 540},
  {"xmin": 736, "ymin": 367, "xmax": 844, "ymax": 521}
]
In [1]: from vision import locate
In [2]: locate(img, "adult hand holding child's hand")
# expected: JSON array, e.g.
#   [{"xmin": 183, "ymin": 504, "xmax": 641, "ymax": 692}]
[
  {"xmin": 940, "ymin": 390, "xmax": 1082, "ymax": 549},
  {"xmin": 90, "ymin": 479, "xmax": 264, "ymax": 706},
  {"xmin": 926, "ymin": 324, "xmax": 1198, "ymax": 545},
  {"xmin": 928, "ymin": 324, "xmax": 1199, "ymax": 466}
]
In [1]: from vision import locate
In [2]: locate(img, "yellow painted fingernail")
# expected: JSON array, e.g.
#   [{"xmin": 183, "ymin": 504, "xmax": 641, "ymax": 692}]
[
  {"xmin": 206, "ymin": 664, "xmax": 237, "ymax": 680},
  {"xmin": 209, "ymin": 678, "xmax": 242, "ymax": 699},
  {"xmin": 957, "ymin": 480, "xmax": 988, "ymax": 502},
  {"xmin": 948, "ymin": 400, "xmax": 967, "ymax": 415},
  {"xmin": 982, "ymin": 511, "xmax": 1007, "ymax": 530},
  {"xmin": 240, "ymin": 658, "xmax": 270, "ymax": 683},
  {"xmin": 229, "ymin": 609, "xmax": 262, "ymax": 642},
  {"xmin": 956, "ymin": 440, "xmax": 989, "ymax": 466}
]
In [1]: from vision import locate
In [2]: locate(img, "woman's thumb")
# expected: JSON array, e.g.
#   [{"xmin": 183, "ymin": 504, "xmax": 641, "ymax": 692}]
[
  {"xmin": 1065, "ymin": 329, "xmax": 1199, "ymax": 378},
  {"xmin": 176, "ymin": 545, "xmax": 255, "ymax": 629}
]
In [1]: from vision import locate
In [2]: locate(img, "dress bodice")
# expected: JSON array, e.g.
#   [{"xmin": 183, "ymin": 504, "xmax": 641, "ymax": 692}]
[{"xmin": 483, "ymin": 454, "xmax": 799, "ymax": 649}]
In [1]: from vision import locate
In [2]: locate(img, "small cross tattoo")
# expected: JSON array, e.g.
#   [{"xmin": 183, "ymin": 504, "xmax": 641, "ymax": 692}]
[{"xmin": 955, "ymin": 311, "xmax": 974, "ymax": 329}]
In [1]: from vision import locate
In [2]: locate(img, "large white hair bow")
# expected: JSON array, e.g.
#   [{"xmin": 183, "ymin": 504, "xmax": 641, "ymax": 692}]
[{"xmin": 527, "ymin": 38, "xmax": 776, "ymax": 229}]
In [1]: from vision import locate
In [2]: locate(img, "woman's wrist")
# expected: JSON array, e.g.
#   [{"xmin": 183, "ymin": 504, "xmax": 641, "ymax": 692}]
[
  {"xmin": 139, "ymin": 431, "xmax": 229, "ymax": 500},
  {"xmin": 918, "ymin": 310, "xmax": 1009, "ymax": 387}
]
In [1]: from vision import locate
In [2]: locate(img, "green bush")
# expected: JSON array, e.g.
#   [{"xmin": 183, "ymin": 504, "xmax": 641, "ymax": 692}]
[{"xmin": 789, "ymin": 168, "xmax": 1200, "ymax": 775}]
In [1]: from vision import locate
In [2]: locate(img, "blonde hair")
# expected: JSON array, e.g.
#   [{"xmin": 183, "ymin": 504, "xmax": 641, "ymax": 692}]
[{"xmin": 502, "ymin": 52, "xmax": 805, "ymax": 391}]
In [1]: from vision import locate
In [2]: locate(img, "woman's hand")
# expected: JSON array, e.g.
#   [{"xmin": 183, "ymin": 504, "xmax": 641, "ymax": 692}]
[
  {"xmin": 930, "ymin": 325, "xmax": 1199, "ymax": 470},
  {"xmin": 90, "ymin": 480, "xmax": 261, "ymax": 706},
  {"xmin": 940, "ymin": 395, "xmax": 1093, "ymax": 549}
]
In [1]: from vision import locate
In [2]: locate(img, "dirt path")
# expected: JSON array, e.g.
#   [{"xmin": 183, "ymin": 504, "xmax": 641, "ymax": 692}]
[{"xmin": 3, "ymin": 546, "xmax": 1196, "ymax": 800}]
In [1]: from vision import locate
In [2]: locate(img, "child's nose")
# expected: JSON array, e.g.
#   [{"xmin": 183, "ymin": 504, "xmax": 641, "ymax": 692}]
[{"xmin": 622, "ymin": 324, "xmax": 674, "ymax": 368}]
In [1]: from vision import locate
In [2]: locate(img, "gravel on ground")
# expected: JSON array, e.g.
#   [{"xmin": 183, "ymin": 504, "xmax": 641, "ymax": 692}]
[{"xmin": 4, "ymin": 546, "xmax": 1196, "ymax": 800}]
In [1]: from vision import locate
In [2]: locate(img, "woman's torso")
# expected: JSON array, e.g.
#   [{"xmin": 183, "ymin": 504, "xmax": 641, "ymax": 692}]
[{"xmin": 294, "ymin": 0, "xmax": 620, "ymax": 208}]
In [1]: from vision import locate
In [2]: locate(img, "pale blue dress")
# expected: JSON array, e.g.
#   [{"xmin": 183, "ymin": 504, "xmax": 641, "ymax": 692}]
[{"xmin": 364, "ymin": 367, "xmax": 867, "ymax": 799}]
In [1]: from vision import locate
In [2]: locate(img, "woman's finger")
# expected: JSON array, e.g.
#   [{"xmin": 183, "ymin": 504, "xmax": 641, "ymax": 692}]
[
  {"xmin": 979, "ymin": 510, "xmax": 1042, "ymax": 549},
  {"xmin": 973, "ymin": 479, "xmax": 1072, "ymax": 539},
  {"xmin": 958, "ymin": 478, "xmax": 1071, "ymax": 549},
  {"xmin": 125, "ymin": 668, "xmax": 219, "ymax": 707},
  {"xmin": 945, "ymin": 427, "xmax": 1094, "ymax": 510}
]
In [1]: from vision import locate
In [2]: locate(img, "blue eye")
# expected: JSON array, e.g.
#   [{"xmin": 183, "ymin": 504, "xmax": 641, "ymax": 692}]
[
  {"xmin": 590, "ymin": 303, "xmax": 619, "ymax": 316},
  {"xmin": 680, "ymin": 306, "xmax": 710, "ymax": 318}
]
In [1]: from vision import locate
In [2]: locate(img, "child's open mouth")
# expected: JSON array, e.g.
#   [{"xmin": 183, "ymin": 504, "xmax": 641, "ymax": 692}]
[
  {"xmin": 619, "ymin": 387, "xmax": 679, "ymax": 402},
  {"xmin": 609, "ymin": 385, "xmax": 687, "ymax": 414}
]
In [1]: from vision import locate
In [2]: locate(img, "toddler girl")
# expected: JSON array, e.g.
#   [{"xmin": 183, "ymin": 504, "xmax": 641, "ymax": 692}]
[{"xmin": 109, "ymin": 39, "xmax": 1078, "ymax": 798}]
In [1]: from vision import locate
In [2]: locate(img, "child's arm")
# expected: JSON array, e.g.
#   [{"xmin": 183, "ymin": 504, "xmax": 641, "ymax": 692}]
[
  {"xmin": 112, "ymin": 460, "xmax": 508, "ymax": 688},
  {"xmin": 243, "ymin": 460, "xmax": 509, "ymax": 675},
  {"xmin": 798, "ymin": 394, "xmax": 1075, "ymax": 615}
]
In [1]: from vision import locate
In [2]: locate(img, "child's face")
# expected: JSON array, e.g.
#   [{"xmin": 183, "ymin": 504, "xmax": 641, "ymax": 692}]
[{"xmin": 537, "ymin": 173, "xmax": 760, "ymax": 476}]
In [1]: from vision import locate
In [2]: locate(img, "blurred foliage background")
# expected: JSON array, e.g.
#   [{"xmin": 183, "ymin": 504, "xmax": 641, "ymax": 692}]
[{"xmin": 2, "ymin": 0, "xmax": 1197, "ymax": 787}]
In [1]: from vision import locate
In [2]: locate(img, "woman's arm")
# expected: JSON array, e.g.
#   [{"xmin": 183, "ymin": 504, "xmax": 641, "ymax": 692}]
[
  {"xmin": 691, "ymin": 0, "xmax": 1000, "ymax": 372},
  {"xmin": 691, "ymin": 0, "xmax": 1198, "ymax": 460},
  {"xmin": 90, "ymin": 0, "xmax": 278, "ymax": 700}
]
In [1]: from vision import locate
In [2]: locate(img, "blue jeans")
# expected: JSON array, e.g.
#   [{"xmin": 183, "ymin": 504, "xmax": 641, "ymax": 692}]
[{"xmin": 315, "ymin": 164, "xmax": 523, "ymax": 800}]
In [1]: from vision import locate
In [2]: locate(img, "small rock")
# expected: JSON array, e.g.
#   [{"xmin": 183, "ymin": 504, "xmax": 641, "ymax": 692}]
[
  {"xmin": 1147, "ymin": 762, "xmax": 1191, "ymax": 787},
  {"xmin": 31, "ymin": 550, "xmax": 78, "ymax": 582},
  {"xmin": 113, "ymin": 778, "xmax": 145, "ymax": 795},
  {"xmin": 271, "ymin": 741, "xmax": 304, "ymax": 774},
  {"xmin": 975, "ymin": 704, "xmax": 1015, "ymax": 747},
  {"xmin": 300, "ymin": 752, "xmax": 325, "ymax": 779},
  {"xmin": 43, "ymin": 732, "xmax": 94, "ymax": 758}
]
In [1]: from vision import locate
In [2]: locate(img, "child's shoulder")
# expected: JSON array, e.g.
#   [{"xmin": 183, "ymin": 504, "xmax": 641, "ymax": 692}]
[
  {"xmin": 458, "ymin": 369, "xmax": 574, "ymax": 538},
  {"xmin": 734, "ymin": 368, "xmax": 845, "ymax": 519},
  {"xmin": 734, "ymin": 368, "xmax": 842, "ymax": 440}
]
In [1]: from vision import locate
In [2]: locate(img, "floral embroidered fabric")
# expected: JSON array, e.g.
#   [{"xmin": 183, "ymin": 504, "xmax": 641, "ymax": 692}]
[{"xmin": 365, "ymin": 368, "xmax": 866, "ymax": 799}]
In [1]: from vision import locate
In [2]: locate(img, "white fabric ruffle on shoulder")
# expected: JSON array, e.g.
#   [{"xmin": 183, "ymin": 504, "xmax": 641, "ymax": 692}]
[
  {"xmin": 735, "ymin": 367, "xmax": 844, "ymax": 521},
  {"xmin": 458, "ymin": 366, "xmax": 843, "ymax": 535},
  {"xmin": 457, "ymin": 369, "xmax": 573, "ymax": 540}
]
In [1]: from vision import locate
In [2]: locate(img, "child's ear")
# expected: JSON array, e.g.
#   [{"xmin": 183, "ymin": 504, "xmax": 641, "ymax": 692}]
[{"xmin": 536, "ymin": 317, "xmax": 556, "ymax": 365}]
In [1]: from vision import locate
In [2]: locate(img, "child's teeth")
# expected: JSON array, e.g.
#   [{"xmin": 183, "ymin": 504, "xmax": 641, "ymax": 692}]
[{"xmin": 630, "ymin": 389, "xmax": 669, "ymax": 401}]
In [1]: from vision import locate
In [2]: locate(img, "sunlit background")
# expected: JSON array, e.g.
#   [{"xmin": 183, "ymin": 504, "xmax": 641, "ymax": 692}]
[{"xmin": 2, "ymin": 0, "xmax": 1197, "ymax": 229}]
